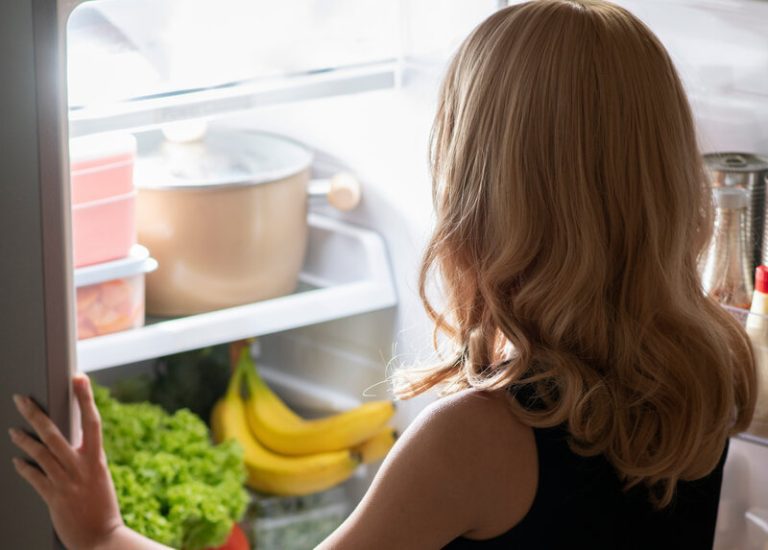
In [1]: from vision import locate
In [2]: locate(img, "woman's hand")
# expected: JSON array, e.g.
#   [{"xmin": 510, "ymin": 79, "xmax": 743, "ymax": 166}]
[{"xmin": 9, "ymin": 374, "xmax": 124, "ymax": 550}]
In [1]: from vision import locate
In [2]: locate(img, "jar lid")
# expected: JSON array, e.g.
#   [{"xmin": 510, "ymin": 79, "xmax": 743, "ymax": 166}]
[
  {"xmin": 134, "ymin": 127, "xmax": 313, "ymax": 190},
  {"xmin": 704, "ymin": 152, "xmax": 768, "ymax": 174},
  {"xmin": 713, "ymin": 187, "xmax": 748, "ymax": 209},
  {"xmin": 74, "ymin": 245, "xmax": 158, "ymax": 287}
]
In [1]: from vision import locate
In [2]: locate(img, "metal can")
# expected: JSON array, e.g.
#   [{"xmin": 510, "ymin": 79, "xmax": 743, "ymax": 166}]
[{"xmin": 704, "ymin": 152, "xmax": 768, "ymax": 274}]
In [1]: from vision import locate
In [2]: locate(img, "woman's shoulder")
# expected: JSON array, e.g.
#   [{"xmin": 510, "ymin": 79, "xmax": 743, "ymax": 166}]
[
  {"xmin": 419, "ymin": 388, "xmax": 533, "ymax": 447},
  {"xmin": 319, "ymin": 388, "xmax": 539, "ymax": 548},
  {"xmin": 413, "ymin": 389, "xmax": 539, "ymax": 539}
]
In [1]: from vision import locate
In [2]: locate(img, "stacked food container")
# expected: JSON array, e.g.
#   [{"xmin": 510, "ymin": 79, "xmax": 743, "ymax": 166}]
[{"xmin": 70, "ymin": 133, "xmax": 157, "ymax": 339}]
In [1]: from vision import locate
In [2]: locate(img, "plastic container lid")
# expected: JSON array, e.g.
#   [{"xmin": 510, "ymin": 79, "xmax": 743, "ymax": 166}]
[
  {"xmin": 70, "ymin": 133, "xmax": 137, "ymax": 169},
  {"xmin": 134, "ymin": 127, "xmax": 313, "ymax": 190},
  {"xmin": 713, "ymin": 187, "xmax": 748, "ymax": 209},
  {"xmin": 756, "ymin": 266, "xmax": 768, "ymax": 295},
  {"xmin": 74, "ymin": 245, "xmax": 158, "ymax": 287}
]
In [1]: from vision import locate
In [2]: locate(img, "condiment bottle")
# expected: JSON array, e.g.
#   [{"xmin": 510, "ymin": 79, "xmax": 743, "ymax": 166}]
[
  {"xmin": 701, "ymin": 187, "xmax": 753, "ymax": 309},
  {"xmin": 746, "ymin": 265, "xmax": 768, "ymax": 437}
]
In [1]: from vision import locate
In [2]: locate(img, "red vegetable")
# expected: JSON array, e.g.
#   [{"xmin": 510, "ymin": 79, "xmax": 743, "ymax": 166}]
[{"xmin": 211, "ymin": 524, "xmax": 249, "ymax": 550}]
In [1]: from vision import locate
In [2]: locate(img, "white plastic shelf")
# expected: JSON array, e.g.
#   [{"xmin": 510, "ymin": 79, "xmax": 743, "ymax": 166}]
[
  {"xmin": 737, "ymin": 433, "xmax": 768, "ymax": 449},
  {"xmin": 76, "ymin": 215, "xmax": 397, "ymax": 372},
  {"xmin": 68, "ymin": 63, "xmax": 396, "ymax": 138}
]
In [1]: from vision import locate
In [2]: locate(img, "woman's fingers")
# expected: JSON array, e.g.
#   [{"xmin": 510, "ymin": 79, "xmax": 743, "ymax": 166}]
[
  {"xmin": 73, "ymin": 375, "xmax": 102, "ymax": 459},
  {"xmin": 12, "ymin": 395, "xmax": 76, "ymax": 473},
  {"xmin": 12, "ymin": 457, "xmax": 52, "ymax": 502},
  {"xmin": 9, "ymin": 428, "xmax": 66, "ymax": 483}
]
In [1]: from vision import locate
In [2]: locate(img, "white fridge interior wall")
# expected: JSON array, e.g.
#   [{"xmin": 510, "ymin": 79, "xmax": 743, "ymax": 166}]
[{"xmin": 602, "ymin": 0, "xmax": 768, "ymax": 153}]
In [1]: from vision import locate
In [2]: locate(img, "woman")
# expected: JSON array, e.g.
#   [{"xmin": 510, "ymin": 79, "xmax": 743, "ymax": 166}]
[{"xmin": 10, "ymin": 1, "xmax": 757, "ymax": 548}]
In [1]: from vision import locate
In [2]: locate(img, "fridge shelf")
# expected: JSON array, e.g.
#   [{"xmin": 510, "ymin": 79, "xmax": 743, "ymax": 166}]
[
  {"xmin": 76, "ymin": 214, "xmax": 397, "ymax": 372},
  {"xmin": 737, "ymin": 433, "xmax": 768, "ymax": 449},
  {"xmin": 68, "ymin": 62, "xmax": 397, "ymax": 138}
]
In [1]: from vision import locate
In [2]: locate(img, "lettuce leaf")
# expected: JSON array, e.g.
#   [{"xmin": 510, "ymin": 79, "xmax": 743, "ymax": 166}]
[{"xmin": 94, "ymin": 384, "xmax": 248, "ymax": 550}]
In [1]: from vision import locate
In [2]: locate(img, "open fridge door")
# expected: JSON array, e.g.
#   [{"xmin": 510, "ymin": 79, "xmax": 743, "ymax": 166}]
[{"xmin": 0, "ymin": 0, "xmax": 75, "ymax": 547}]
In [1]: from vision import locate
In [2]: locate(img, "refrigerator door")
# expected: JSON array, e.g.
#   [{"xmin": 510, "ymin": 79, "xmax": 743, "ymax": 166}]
[{"xmin": 0, "ymin": 0, "xmax": 74, "ymax": 547}]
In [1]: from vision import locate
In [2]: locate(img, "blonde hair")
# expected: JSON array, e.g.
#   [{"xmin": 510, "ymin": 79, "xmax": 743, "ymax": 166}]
[{"xmin": 400, "ymin": 0, "xmax": 757, "ymax": 507}]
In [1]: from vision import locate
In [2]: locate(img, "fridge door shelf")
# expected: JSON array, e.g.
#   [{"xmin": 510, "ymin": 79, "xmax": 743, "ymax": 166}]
[
  {"xmin": 737, "ymin": 433, "xmax": 768, "ymax": 449},
  {"xmin": 68, "ymin": 62, "xmax": 397, "ymax": 138},
  {"xmin": 76, "ymin": 214, "xmax": 397, "ymax": 372}
]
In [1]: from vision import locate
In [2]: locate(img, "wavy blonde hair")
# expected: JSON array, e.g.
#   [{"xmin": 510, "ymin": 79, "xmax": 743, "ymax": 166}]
[{"xmin": 399, "ymin": 0, "xmax": 757, "ymax": 507}]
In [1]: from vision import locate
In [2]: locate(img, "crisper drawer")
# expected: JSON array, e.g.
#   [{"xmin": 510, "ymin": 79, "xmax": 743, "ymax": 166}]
[{"xmin": 244, "ymin": 485, "xmax": 351, "ymax": 550}]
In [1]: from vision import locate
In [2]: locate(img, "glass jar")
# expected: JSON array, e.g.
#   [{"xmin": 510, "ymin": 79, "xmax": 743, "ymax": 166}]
[{"xmin": 701, "ymin": 187, "xmax": 753, "ymax": 309}]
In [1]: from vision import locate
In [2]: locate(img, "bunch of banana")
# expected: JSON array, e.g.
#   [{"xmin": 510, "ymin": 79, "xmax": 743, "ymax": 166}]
[
  {"xmin": 211, "ymin": 348, "xmax": 397, "ymax": 496},
  {"xmin": 240, "ymin": 353, "xmax": 395, "ymax": 456}
]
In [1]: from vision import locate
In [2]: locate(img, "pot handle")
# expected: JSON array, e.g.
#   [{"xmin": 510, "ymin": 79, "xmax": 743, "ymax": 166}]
[{"xmin": 308, "ymin": 172, "xmax": 362, "ymax": 212}]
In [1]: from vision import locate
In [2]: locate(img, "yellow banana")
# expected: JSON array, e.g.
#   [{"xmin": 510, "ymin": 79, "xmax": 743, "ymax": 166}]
[
  {"xmin": 241, "ymin": 352, "xmax": 395, "ymax": 456},
  {"xmin": 211, "ymin": 357, "xmax": 361, "ymax": 496},
  {"xmin": 354, "ymin": 426, "xmax": 398, "ymax": 464}
]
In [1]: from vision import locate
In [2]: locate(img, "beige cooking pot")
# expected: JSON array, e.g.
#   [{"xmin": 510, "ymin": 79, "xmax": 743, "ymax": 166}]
[{"xmin": 134, "ymin": 127, "xmax": 360, "ymax": 317}]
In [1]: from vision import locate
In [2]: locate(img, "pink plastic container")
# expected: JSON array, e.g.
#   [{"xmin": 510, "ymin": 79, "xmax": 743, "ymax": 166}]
[
  {"xmin": 72, "ymin": 192, "xmax": 137, "ymax": 268},
  {"xmin": 70, "ymin": 133, "xmax": 137, "ymax": 267}
]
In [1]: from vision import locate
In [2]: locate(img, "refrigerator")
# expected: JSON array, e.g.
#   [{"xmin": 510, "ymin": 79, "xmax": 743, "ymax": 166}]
[{"xmin": 0, "ymin": 0, "xmax": 766, "ymax": 548}]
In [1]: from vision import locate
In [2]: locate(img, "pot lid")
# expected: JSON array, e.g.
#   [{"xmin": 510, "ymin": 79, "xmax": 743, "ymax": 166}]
[{"xmin": 134, "ymin": 127, "xmax": 313, "ymax": 189}]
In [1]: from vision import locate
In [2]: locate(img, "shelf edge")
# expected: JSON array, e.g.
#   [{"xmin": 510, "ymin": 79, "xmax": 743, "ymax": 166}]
[
  {"xmin": 77, "ymin": 280, "xmax": 395, "ymax": 372},
  {"xmin": 69, "ymin": 62, "xmax": 397, "ymax": 137},
  {"xmin": 735, "ymin": 432, "xmax": 768, "ymax": 449}
]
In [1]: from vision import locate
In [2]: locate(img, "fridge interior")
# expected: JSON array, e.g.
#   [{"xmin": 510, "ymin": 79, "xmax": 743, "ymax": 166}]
[
  {"xmin": 64, "ymin": 1, "xmax": 502, "ymax": 546},
  {"xmin": 62, "ymin": 0, "xmax": 768, "ymax": 548}
]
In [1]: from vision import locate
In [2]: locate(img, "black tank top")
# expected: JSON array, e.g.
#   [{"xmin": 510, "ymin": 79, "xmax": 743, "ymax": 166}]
[{"xmin": 444, "ymin": 423, "xmax": 728, "ymax": 549}]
